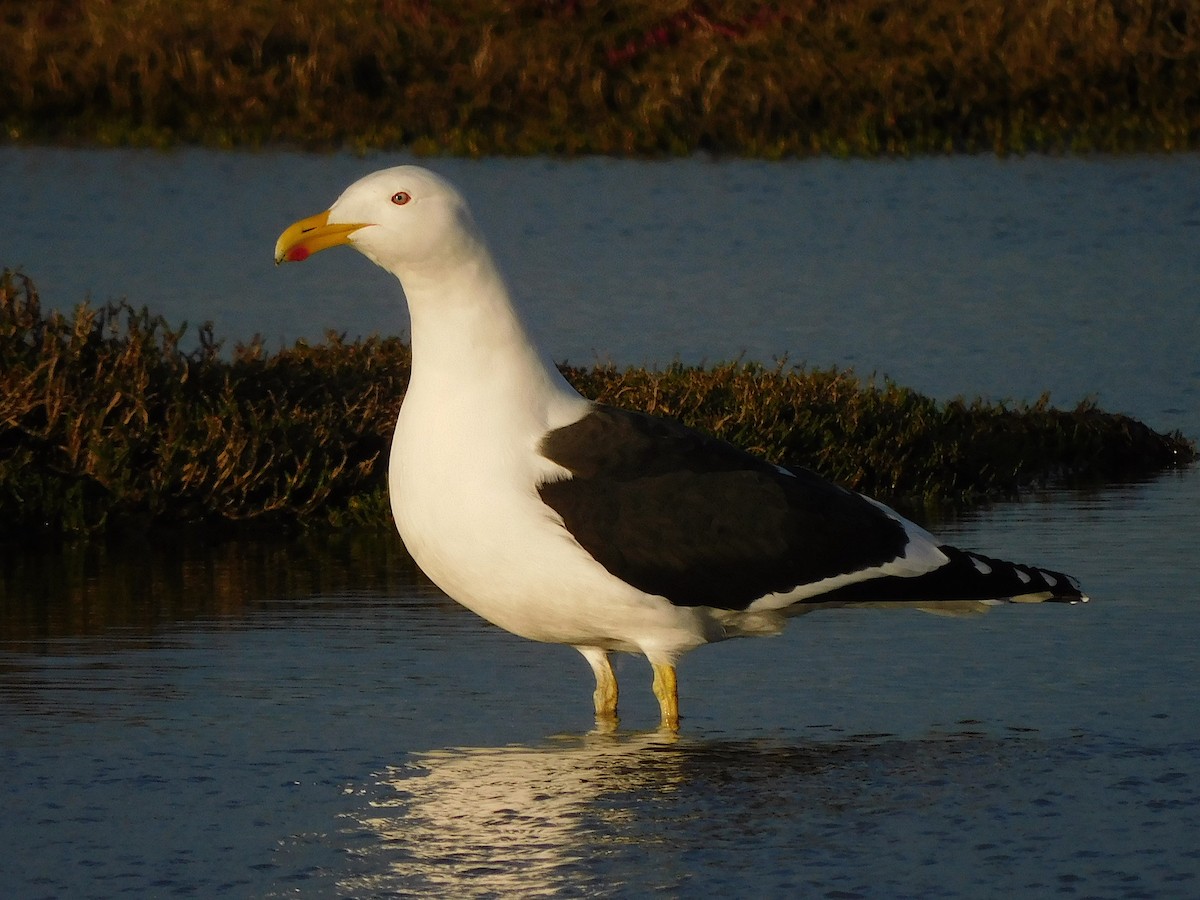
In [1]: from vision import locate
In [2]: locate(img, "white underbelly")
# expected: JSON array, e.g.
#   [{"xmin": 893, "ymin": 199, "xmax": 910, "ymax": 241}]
[{"xmin": 388, "ymin": 416, "xmax": 706, "ymax": 655}]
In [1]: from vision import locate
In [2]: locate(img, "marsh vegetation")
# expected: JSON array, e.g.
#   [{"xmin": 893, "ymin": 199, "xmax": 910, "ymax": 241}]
[
  {"xmin": 4, "ymin": 0, "xmax": 1198, "ymax": 155},
  {"xmin": 2, "ymin": 270, "xmax": 1191, "ymax": 536}
]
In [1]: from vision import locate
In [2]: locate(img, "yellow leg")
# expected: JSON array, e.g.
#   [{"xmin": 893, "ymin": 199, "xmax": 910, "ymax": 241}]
[
  {"xmin": 577, "ymin": 647, "xmax": 619, "ymax": 723},
  {"xmin": 651, "ymin": 661, "xmax": 679, "ymax": 731}
]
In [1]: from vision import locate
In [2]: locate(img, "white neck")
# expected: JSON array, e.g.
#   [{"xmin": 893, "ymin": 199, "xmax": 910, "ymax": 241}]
[{"xmin": 397, "ymin": 249, "xmax": 586, "ymax": 432}]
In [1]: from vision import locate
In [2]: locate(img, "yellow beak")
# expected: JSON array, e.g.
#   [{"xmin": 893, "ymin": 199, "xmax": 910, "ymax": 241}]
[{"xmin": 274, "ymin": 210, "xmax": 369, "ymax": 264}]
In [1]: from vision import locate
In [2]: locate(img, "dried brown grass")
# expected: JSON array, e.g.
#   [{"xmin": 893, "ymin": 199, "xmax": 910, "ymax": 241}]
[{"xmin": 3, "ymin": 0, "xmax": 1198, "ymax": 154}]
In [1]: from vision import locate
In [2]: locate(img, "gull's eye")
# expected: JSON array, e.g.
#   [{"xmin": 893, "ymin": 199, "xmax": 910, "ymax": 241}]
[{"xmin": 391, "ymin": 191, "xmax": 412, "ymax": 206}]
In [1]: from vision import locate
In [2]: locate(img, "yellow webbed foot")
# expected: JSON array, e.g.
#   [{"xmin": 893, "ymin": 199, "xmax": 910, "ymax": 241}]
[
  {"xmin": 651, "ymin": 661, "xmax": 679, "ymax": 731},
  {"xmin": 577, "ymin": 646, "xmax": 619, "ymax": 726}
]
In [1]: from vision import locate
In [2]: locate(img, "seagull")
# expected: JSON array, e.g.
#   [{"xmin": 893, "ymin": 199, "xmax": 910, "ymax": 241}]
[{"xmin": 275, "ymin": 166, "xmax": 1087, "ymax": 730}]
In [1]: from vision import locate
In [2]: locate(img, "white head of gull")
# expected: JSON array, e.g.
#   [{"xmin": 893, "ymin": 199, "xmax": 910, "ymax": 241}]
[{"xmin": 276, "ymin": 165, "xmax": 1087, "ymax": 731}]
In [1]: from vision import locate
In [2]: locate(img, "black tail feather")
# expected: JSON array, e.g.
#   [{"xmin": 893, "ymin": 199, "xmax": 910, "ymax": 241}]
[{"xmin": 819, "ymin": 546, "xmax": 1088, "ymax": 605}]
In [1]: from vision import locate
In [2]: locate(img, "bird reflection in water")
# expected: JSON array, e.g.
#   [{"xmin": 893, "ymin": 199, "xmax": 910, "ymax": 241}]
[
  {"xmin": 343, "ymin": 730, "xmax": 690, "ymax": 896},
  {"xmin": 336, "ymin": 729, "xmax": 962, "ymax": 896}
]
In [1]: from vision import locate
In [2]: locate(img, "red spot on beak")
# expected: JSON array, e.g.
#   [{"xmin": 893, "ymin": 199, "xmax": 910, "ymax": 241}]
[{"xmin": 287, "ymin": 246, "xmax": 311, "ymax": 262}]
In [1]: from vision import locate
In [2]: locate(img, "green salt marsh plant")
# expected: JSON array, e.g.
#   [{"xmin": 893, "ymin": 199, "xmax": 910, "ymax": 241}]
[{"xmin": 1, "ymin": 269, "xmax": 1193, "ymax": 537}]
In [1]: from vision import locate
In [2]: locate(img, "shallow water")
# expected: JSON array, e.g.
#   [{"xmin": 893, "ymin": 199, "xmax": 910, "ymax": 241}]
[
  {"xmin": 2, "ymin": 150, "xmax": 1199, "ymax": 897},
  {"xmin": 2, "ymin": 474, "xmax": 1198, "ymax": 897}
]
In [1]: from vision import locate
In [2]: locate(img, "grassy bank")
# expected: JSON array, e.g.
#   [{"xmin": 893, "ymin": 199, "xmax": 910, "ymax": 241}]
[
  {"xmin": 3, "ymin": 0, "xmax": 1199, "ymax": 156},
  {"xmin": 1, "ymin": 269, "xmax": 1193, "ymax": 538}
]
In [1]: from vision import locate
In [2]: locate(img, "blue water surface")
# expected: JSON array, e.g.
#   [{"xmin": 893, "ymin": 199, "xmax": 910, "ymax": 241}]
[{"xmin": 1, "ymin": 150, "xmax": 1198, "ymax": 898}]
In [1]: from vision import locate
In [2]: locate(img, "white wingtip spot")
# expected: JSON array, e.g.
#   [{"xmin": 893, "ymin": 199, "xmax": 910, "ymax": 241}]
[
  {"xmin": 1016, "ymin": 570, "xmax": 1032, "ymax": 584},
  {"xmin": 970, "ymin": 556, "xmax": 993, "ymax": 575}
]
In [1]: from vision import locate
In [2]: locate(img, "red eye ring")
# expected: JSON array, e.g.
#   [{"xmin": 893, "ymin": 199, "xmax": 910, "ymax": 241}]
[{"xmin": 391, "ymin": 191, "xmax": 411, "ymax": 206}]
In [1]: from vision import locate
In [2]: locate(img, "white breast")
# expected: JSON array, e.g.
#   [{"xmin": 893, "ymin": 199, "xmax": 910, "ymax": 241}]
[{"xmin": 388, "ymin": 375, "xmax": 708, "ymax": 656}]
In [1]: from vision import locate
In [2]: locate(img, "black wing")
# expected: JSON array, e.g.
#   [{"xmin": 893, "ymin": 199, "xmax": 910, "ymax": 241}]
[{"xmin": 537, "ymin": 405, "xmax": 911, "ymax": 610}]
